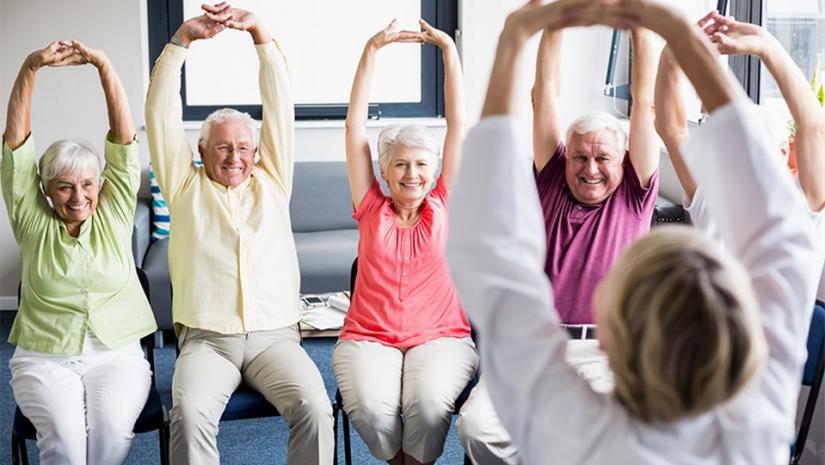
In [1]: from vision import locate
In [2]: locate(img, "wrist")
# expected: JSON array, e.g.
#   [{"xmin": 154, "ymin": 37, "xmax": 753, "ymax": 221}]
[
  {"xmin": 170, "ymin": 33, "xmax": 190, "ymax": 49},
  {"xmin": 24, "ymin": 54, "xmax": 42, "ymax": 72}
]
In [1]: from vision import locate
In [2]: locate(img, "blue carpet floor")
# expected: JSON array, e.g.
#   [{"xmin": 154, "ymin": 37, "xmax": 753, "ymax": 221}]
[{"xmin": 0, "ymin": 311, "xmax": 468, "ymax": 464}]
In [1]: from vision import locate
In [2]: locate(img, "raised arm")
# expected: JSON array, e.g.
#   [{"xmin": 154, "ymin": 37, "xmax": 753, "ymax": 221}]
[
  {"xmin": 627, "ymin": 28, "xmax": 659, "ymax": 187},
  {"xmin": 531, "ymin": 29, "xmax": 563, "ymax": 172},
  {"xmin": 345, "ymin": 21, "xmax": 422, "ymax": 207},
  {"xmin": 709, "ymin": 13, "xmax": 825, "ymax": 212},
  {"xmin": 67, "ymin": 41, "xmax": 135, "ymax": 144},
  {"xmin": 204, "ymin": 4, "xmax": 295, "ymax": 192},
  {"xmin": 145, "ymin": 11, "xmax": 225, "ymax": 202},
  {"xmin": 3, "ymin": 42, "xmax": 75, "ymax": 149},
  {"xmin": 419, "ymin": 19, "xmax": 465, "ymax": 187},
  {"xmin": 653, "ymin": 46, "xmax": 695, "ymax": 199}
]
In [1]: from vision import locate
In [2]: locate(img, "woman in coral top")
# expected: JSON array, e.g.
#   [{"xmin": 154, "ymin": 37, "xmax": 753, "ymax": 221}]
[{"xmin": 334, "ymin": 18, "xmax": 477, "ymax": 465}]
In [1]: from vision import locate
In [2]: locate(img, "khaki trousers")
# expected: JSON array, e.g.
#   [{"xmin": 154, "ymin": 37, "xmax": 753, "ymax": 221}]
[
  {"xmin": 333, "ymin": 337, "xmax": 478, "ymax": 463},
  {"xmin": 170, "ymin": 325, "xmax": 334, "ymax": 465},
  {"xmin": 457, "ymin": 340, "xmax": 613, "ymax": 465}
]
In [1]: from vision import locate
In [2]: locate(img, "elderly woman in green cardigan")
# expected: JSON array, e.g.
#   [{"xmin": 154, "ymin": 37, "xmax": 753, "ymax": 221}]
[{"xmin": 1, "ymin": 40, "xmax": 157, "ymax": 465}]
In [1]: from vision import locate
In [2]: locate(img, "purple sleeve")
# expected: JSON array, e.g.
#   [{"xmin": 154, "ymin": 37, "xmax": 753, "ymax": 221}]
[{"xmin": 621, "ymin": 154, "xmax": 659, "ymax": 216}]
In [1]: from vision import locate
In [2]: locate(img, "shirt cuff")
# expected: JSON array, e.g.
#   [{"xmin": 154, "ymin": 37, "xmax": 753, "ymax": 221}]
[
  {"xmin": 2, "ymin": 133, "xmax": 36, "ymax": 163},
  {"xmin": 158, "ymin": 43, "xmax": 188, "ymax": 69},
  {"xmin": 104, "ymin": 133, "xmax": 139, "ymax": 168}
]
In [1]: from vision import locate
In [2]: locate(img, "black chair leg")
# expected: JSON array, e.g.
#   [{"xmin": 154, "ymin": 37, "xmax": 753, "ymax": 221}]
[
  {"xmin": 11, "ymin": 432, "xmax": 20, "ymax": 465},
  {"xmin": 12, "ymin": 432, "xmax": 30, "ymax": 465},
  {"xmin": 332, "ymin": 402, "xmax": 338, "ymax": 465},
  {"xmin": 343, "ymin": 409, "xmax": 352, "ymax": 465},
  {"xmin": 464, "ymin": 454, "xmax": 472, "ymax": 465},
  {"xmin": 160, "ymin": 423, "xmax": 170, "ymax": 465}
]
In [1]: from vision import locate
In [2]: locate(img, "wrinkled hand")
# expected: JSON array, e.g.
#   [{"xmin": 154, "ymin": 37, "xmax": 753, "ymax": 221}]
[
  {"xmin": 367, "ymin": 19, "xmax": 423, "ymax": 51},
  {"xmin": 701, "ymin": 11, "xmax": 767, "ymax": 57},
  {"xmin": 60, "ymin": 41, "xmax": 108, "ymax": 68},
  {"xmin": 175, "ymin": 12, "xmax": 226, "ymax": 45},
  {"xmin": 25, "ymin": 41, "xmax": 76, "ymax": 69},
  {"xmin": 419, "ymin": 19, "xmax": 454, "ymax": 50},
  {"xmin": 201, "ymin": 2, "xmax": 260, "ymax": 32}
]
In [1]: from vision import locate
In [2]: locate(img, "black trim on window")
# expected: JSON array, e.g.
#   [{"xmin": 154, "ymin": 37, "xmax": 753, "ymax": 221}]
[
  {"xmin": 147, "ymin": 0, "xmax": 457, "ymax": 121},
  {"xmin": 728, "ymin": 0, "xmax": 763, "ymax": 102}
]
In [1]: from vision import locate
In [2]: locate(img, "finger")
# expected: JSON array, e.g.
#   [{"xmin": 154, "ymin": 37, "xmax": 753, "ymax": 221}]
[
  {"xmin": 201, "ymin": 2, "xmax": 228, "ymax": 13},
  {"xmin": 385, "ymin": 18, "xmax": 398, "ymax": 31},
  {"xmin": 223, "ymin": 20, "xmax": 245, "ymax": 30},
  {"xmin": 396, "ymin": 31, "xmax": 424, "ymax": 41},
  {"xmin": 204, "ymin": 10, "xmax": 233, "ymax": 23},
  {"xmin": 418, "ymin": 18, "xmax": 434, "ymax": 32},
  {"xmin": 696, "ymin": 9, "xmax": 717, "ymax": 29}
]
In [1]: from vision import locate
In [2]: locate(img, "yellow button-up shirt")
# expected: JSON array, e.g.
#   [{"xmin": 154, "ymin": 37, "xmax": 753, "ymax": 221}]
[
  {"xmin": 145, "ymin": 41, "xmax": 300, "ymax": 334},
  {"xmin": 1, "ymin": 135, "xmax": 157, "ymax": 354}
]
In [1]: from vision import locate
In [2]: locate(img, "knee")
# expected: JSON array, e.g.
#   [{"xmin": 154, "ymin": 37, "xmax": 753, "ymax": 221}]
[
  {"xmin": 170, "ymin": 392, "xmax": 219, "ymax": 438},
  {"xmin": 456, "ymin": 405, "xmax": 484, "ymax": 448},
  {"xmin": 348, "ymin": 397, "xmax": 398, "ymax": 433},
  {"xmin": 288, "ymin": 393, "xmax": 333, "ymax": 426},
  {"xmin": 404, "ymin": 393, "xmax": 452, "ymax": 430}
]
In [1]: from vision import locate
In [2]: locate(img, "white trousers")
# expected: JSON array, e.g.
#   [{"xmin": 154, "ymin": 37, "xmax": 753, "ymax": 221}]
[
  {"xmin": 9, "ymin": 334, "xmax": 151, "ymax": 465},
  {"xmin": 457, "ymin": 340, "xmax": 613, "ymax": 465},
  {"xmin": 333, "ymin": 337, "xmax": 479, "ymax": 463},
  {"xmin": 170, "ymin": 325, "xmax": 334, "ymax": 465}
]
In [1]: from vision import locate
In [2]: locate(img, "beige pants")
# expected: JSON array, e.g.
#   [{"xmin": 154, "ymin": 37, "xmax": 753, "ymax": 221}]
[
  {"xmin": 457, "ymin": 340, "xmax": 613, "ymax": 465},
  {"xmin": 333, "ymin": 337, "xmax": 478, "ymax": 463},
  {"xmin": 170, "ymin": 325, "xmax": 334, "ymax": 465}
]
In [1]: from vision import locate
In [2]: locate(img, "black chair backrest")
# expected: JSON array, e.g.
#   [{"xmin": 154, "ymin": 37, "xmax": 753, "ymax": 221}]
[
  {"xmin": 349, "ymin": 258, "xmax": 358, "ymax": 296},
  {"xmin": 651, "ymin": 204, "xmax": 690, "ymax": 227},
  {"xmin": 792, "ymin": 304, "xmax": 825, "ymax": 464}
]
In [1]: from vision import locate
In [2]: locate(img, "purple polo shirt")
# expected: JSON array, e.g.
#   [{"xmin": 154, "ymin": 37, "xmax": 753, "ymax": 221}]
[{"xmin": 536, "ymin": 143, "xmax": 658, "ymax": 324}]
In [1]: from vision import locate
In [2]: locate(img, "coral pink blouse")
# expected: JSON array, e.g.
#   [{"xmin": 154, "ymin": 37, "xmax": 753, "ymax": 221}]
[{"xmin": 340, "ymin": 178, "xmax": 471, "ymax": 349}]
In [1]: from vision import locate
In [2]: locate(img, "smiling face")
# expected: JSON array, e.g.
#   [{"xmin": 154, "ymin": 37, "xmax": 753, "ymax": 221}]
[
  {"xmin": 200, "ymin": 119, "xmax": 257, "ymax": 188},
  {"xmin": 564, "ymin": 129, "xmax": 625, "ymax": 205},
  {"xmin": 46, "ymin": 168, "xmax": 100, "ymax": 228},
  {"xmin": 381, "ymin": 145, "xmax": 436, "ymax": 206}
]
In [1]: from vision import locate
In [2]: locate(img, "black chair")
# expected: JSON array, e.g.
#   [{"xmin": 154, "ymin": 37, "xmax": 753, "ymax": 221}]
[
  {"xmin": 338, "ymin": 258, "xmax": 474, "ymax": 465},
  {"xmin": 651, "ymin": 203, "xmax": 690, "ymax": 226},
  {"xmin": 11, "ymin": 268, "xmax": 170, "ymax": 465},
  {"xmin": 791, "ymin": 303, "xmax": 825, "ymax": 464},
  {"xmin": 165, "ymin": 285, "xmax": 340, "ymax": 465}
]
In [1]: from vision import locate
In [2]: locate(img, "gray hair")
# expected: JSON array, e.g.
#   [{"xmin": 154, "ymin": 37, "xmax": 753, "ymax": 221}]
[
  {"xmin": 377, "ymin": 124, "xmax": 440, "ymax": 174},
  {"xmin": 198, "ymin": 108, "xmax": 258, "ymax": 149},
  {"xmin": 38, "ymin": 140, "xmax": 101, "ymax": 188},
  {"xmin": 566, "ymin": 111, "xmax": 628, "ymax": 155}
]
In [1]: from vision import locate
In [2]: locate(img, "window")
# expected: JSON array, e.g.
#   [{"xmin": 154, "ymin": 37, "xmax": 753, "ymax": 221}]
[
  {"xmin": 147, "ymin": 0, "xmax": 458, "ymax": 120},
  {"xmin": 760, "ymin": 0, "xmax": 825, "ymax": 123}
]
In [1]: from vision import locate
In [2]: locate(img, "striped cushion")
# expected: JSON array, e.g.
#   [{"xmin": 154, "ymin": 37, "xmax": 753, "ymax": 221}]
[{"xmin": 149, "ymin": 167, "xmax": 169, "ymax": 241}]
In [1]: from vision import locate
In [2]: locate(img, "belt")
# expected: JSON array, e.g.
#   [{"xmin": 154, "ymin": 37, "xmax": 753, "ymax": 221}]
[{"xmin": 563, "ymin": 324, "xmax": 598, "ymax": 340}]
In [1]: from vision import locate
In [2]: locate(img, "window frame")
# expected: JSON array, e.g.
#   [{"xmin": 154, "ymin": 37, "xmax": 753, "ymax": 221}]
[{"xmin": 146, "ymin": 0, "xmax": 458, "ymax": 120}]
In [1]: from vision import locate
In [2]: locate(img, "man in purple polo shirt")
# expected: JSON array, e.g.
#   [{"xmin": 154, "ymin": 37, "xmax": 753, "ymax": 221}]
[{"xmin": 456, "ymin": 27, "xmax": 659, "ymax": 465}]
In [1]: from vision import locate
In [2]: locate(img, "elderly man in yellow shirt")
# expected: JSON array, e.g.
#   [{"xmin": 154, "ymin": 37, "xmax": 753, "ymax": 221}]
[{"xmin": 144, "ymin": 3, "xmax": 333, "ymax": 465}]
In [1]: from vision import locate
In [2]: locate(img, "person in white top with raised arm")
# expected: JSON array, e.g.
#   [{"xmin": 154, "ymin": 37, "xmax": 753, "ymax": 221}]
[
  {"xmin": 654, "ymin": 10, "xmax": 825, "ymax": 303},
  {"xmin": 447, "ymin": 0, "xmax": 821, "ymax": 464}
]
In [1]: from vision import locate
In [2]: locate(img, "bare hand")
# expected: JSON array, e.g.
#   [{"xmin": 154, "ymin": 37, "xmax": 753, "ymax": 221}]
[
  {"xmin": 24, "ymin": 41, "xmax": 76, "ymax": 69},
  {"xmin": 59, "ymin": 41, "xmax": 108, "ymax": 68},
  {"xmin": 202, "ymin": 2, "xmax": 260, "ymax": 32},
  {"xmin": 175, "ymin": 12, "xmax": 227, "ymax": 46},
  {"xmin": 502, "ymin": 0, "xmax": 637, "ymax": 46},
  {"xmin": 367, "ymin": 19, "xmax": 424, "ymax": 51},
  {"xmin": 702, "ymin": 12, "xmax": 768, "ymax": 57},
  {"xmin": 419, "ymin": 19, "xmax": 454, "ymax": 50}
]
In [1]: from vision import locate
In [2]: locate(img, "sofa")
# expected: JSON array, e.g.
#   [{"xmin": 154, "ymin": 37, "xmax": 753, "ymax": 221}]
[{"xmin": 132, "ymin": 161, "xmax": 359, "ymax": 330}]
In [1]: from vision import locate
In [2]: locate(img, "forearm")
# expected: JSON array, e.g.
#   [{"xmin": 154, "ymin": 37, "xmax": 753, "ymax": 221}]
[
  {"xmin": 664, "ymin": 22, "xmax": 739, "ymax": 114},
  {"xmin": 96, "ymin": 57, "xmax": 135, "ymax": 144},
  {"xmin": 654, "ymin": 52, "xmax": 694, "ymax": 198},
  {"xmin": 628, "ymin": 29, "xmax": 659, "ymax": 184},
  {"xmin": 3, "ymin": 60, "xmax": 38, "ymax": 149},
  {"xmin": 440, "ymin": 43, "xmax": 466, "ymax": 185},
  {"xmin": 482, "ymin": 36, "xmax": 525, "ymax": 117},
  {"xmin": 249, "ymin": 22, "xmax": 271, "ymax": 45},
  {"xmin": 760, "ymin": 36, "xmax": 823, "ymax": 134},
  {"xmin": 345, "ymin": 46, "xmax": 376, "ymax": 141},
  {"xmin": 531, "ymin": 29, "xmax": 562, "ymax": 161}
]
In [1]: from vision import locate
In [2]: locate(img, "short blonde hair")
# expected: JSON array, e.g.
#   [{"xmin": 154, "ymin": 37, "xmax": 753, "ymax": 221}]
[
  {"xmin": 38, "ymin": 140, "xmax": 101, "ymax": 188},
  {"xmin": 377, "ymin": 124, "xmax": 439, "ymax": 175},
  {"xmin": 596, "ymin": 227, "xmax": 767, "ymax": 423}
]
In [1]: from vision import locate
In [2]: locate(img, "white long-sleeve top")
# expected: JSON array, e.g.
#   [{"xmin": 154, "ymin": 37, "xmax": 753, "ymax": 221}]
[{"xmin": 446, "ymin": 102, "xmax": 819, "ymax": 465}]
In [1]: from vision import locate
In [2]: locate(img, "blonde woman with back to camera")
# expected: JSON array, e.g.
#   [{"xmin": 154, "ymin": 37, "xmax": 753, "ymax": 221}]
[
  {"xmin": 447, "ymin": 0, "xmax": 821, "ymax": 464},
  {"xmin": 2, "ymin": 41, "xmax": 157, "ymax": 465},
  {"xmin": 334, "ymin": 18, "xmax": 478, "ymax": 465}
]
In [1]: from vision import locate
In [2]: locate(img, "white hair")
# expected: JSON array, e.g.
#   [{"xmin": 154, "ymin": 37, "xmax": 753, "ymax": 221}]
[
  {"xmin": 566, "ymin": 111, "xmax": 628, "ymax": 155},
  {"xmin": 38, "ymin": 140, "xmax": 101, "ymax": 188},
  {"xmin": 198, "ymin": 108, "xmax": 258, "ymax": 149},
  {"xmin": 377, "ymin": 124, "xmax": 440, "ymax": 174}
]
